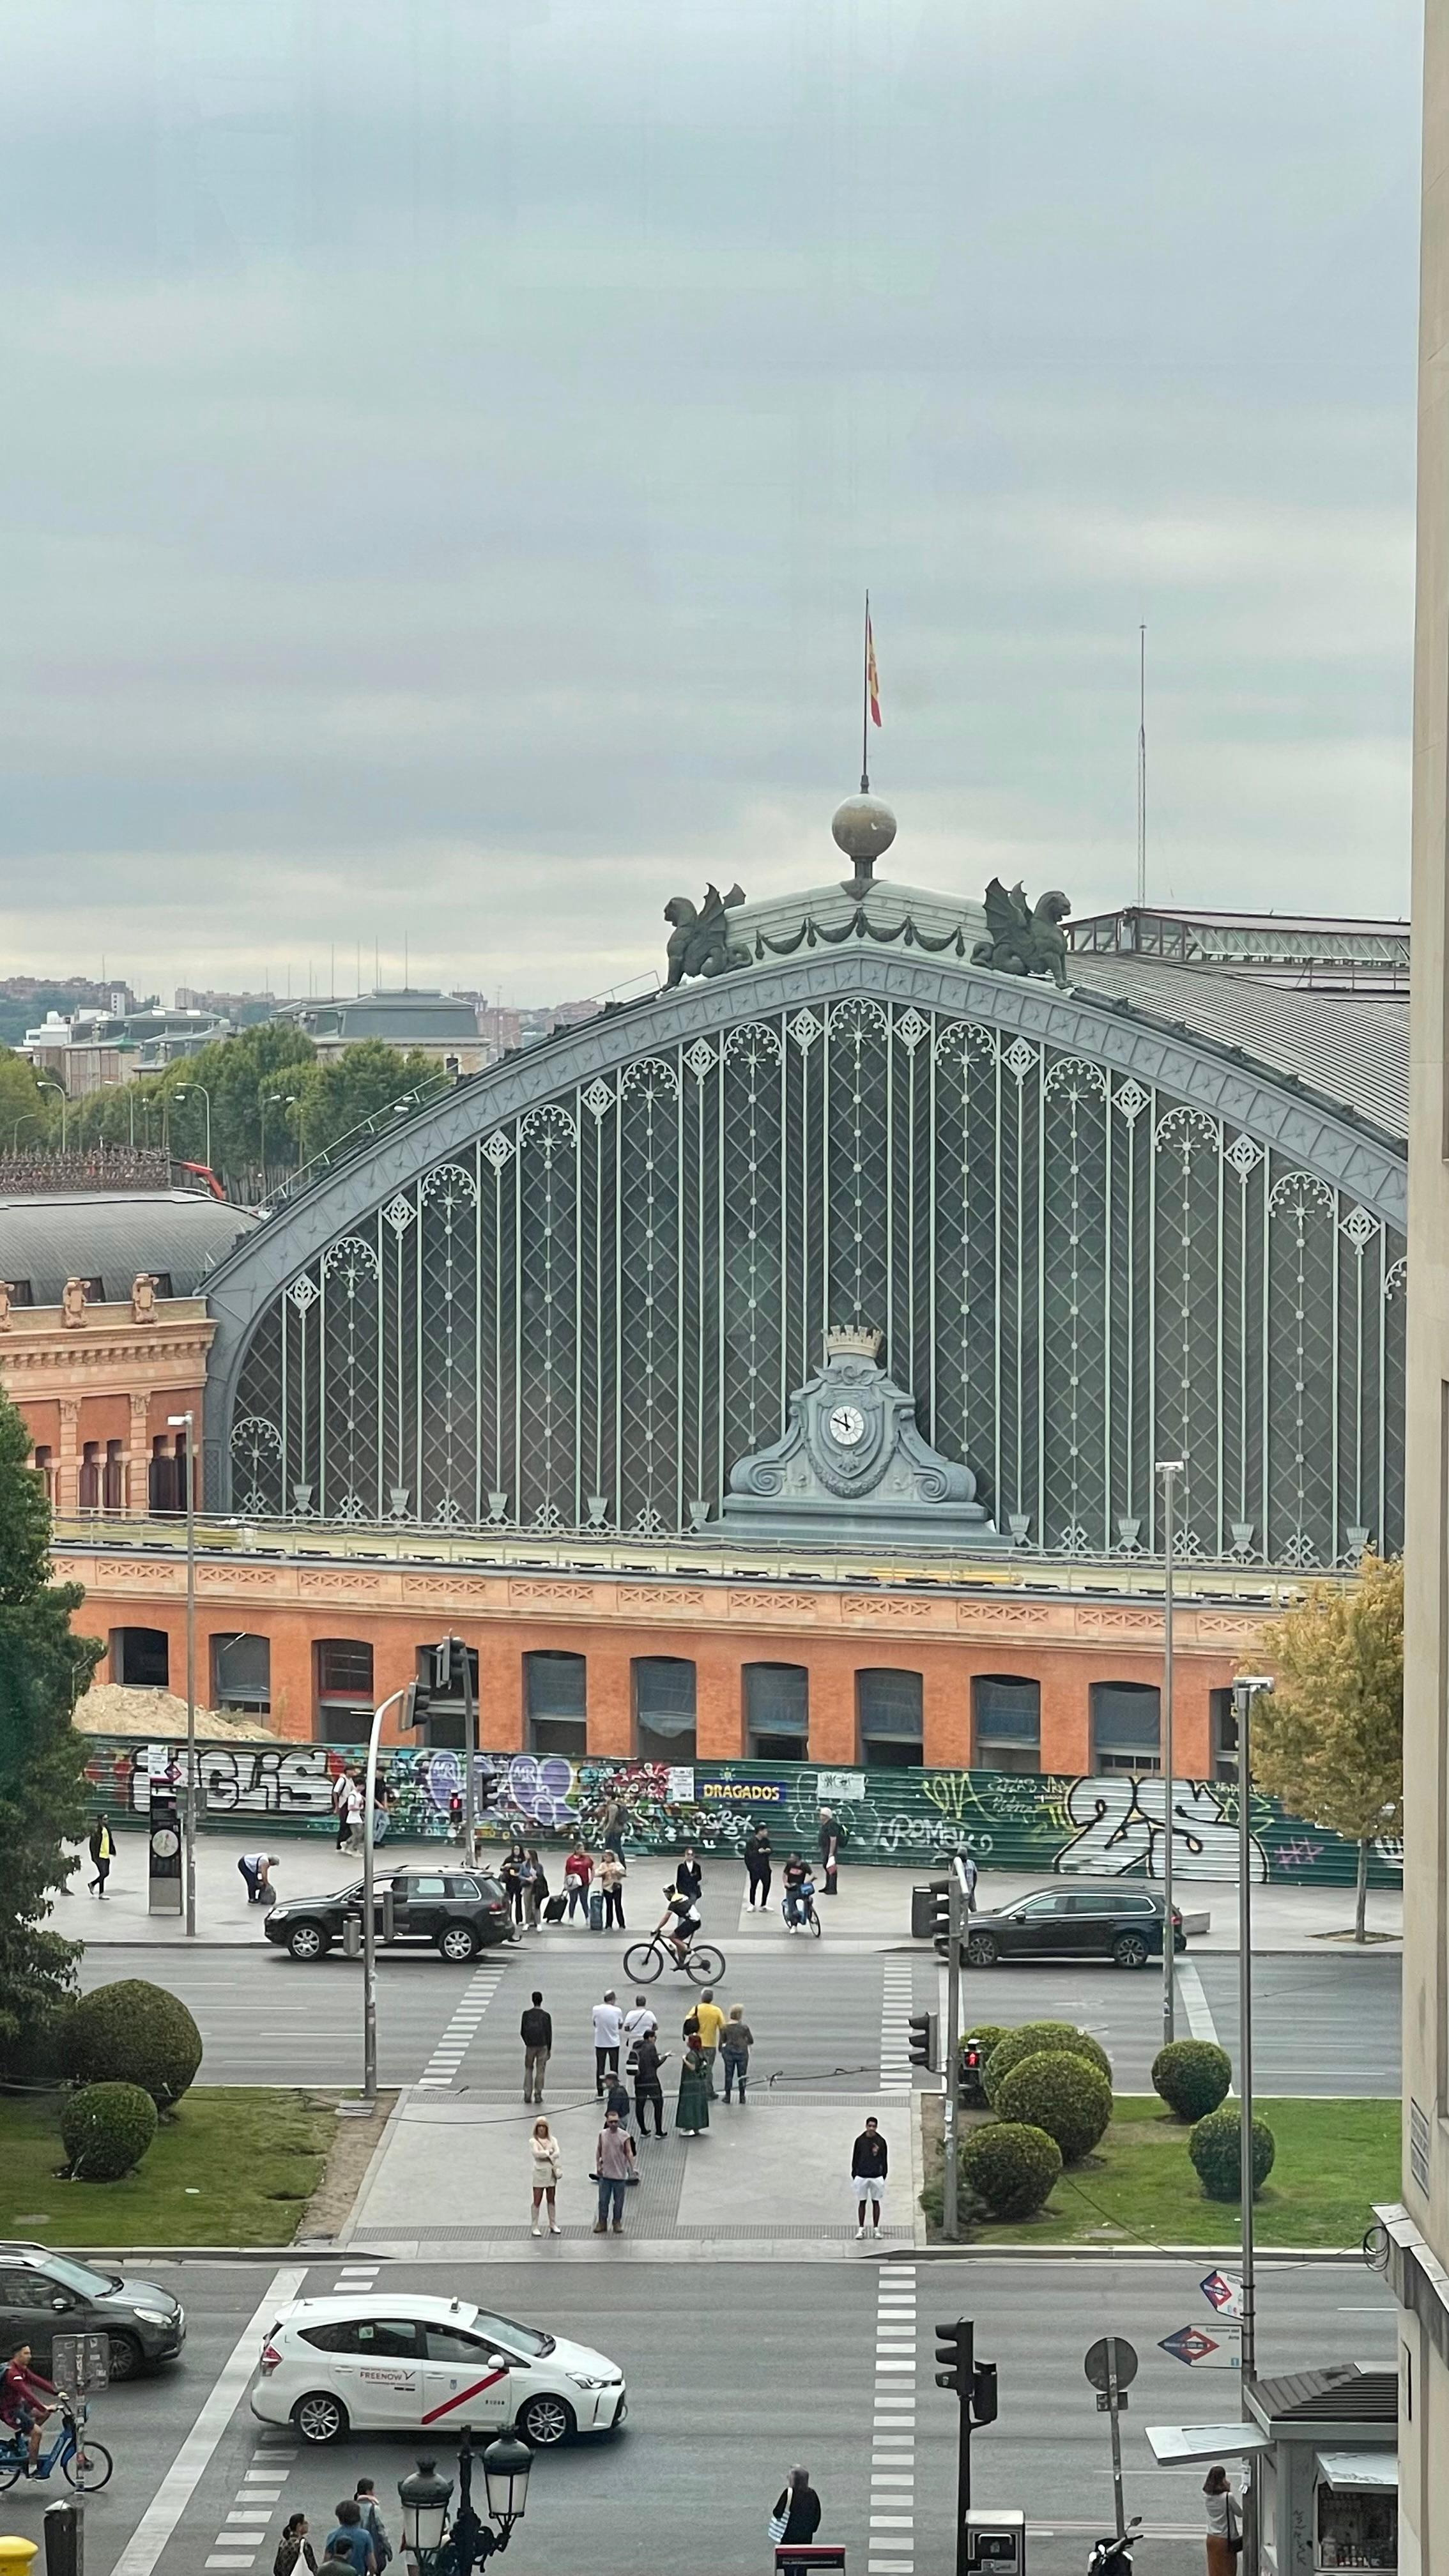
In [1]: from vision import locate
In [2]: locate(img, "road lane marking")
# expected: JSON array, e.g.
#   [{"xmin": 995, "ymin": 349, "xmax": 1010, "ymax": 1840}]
[
  {"xmin": 110, "ymin": 2266, "xmax": 307, "ymax": 2576},
  {"xmin": 1176, "ymin": 1961, "xmax": 1218, "ymax": 2045},
  {"xmin": 417, "ymin": 1963, "xmax": 505, "ymax": 2089},
  {"xmin": 868, "ymin": 2263, "xmax": 916, "ymax": 2568}
]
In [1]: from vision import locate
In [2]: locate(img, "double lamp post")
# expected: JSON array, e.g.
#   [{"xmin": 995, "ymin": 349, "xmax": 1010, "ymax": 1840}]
[{"xmin": 399, "ymin": 2429, "xmax": 532, "ymax": 2574}]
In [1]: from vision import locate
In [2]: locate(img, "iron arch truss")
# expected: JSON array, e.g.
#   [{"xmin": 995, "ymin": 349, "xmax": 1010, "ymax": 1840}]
[{"xmin": 208, "ymin": 955, "xmax": 1406, "ymax": 1565}]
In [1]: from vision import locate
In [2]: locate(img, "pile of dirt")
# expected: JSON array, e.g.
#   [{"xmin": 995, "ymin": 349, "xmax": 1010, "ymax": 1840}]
[{"xmin": 73, "ymin": 1683, "xmax": 275, "ymax": 1744}]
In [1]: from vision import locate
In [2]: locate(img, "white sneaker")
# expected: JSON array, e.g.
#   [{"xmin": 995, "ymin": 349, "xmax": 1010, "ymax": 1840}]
[
  {"xmin": 855, "ymin": 2224, "xmax": 866, "ymax": 2239},
  {"xmin": 871, "ymin": 2221, "xmax": 882, "ymax": 2237}
]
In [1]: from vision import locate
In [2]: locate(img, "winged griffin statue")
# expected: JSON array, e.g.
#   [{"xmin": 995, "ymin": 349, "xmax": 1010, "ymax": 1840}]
[
  {"xmin": 664, "ymin": 882, "xmax": 750, "ymax": 985},
  {"xmin": 972, "ymin": 879, "xmax": 1072, "ymax": 989}
]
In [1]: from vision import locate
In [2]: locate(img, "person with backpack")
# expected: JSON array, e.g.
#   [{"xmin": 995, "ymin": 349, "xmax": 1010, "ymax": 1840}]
[
  {"xmin": 323, "ymin": 2503, "xmax": 374, "ymax": 2576},
  {"xmin": 520, "ymin": 1991, "xmax": 552, "ymax": 2103},
  {"xmin": 720, "ymin": 2004, "xmax": 753, "ymax": 2103},
  {"xmin": 353, "ymin": 2483, "xmax": 392, "ymax": 2569}
]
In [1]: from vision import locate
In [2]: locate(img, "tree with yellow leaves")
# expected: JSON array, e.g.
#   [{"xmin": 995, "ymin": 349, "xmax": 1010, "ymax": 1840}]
[{"xmin": 1252, "ymin": 1552, "xmax": 1402, "ymax": 1942}]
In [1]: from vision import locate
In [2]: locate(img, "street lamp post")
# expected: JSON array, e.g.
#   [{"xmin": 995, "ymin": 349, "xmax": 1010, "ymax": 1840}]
[
  {"xmin": 1232, "ymin": 1671, "xmax": 1274, "ymax": 2576},
  {"xmin": 261, "ymin": 1092, "xmax": 297, "ymax": 1197},
  {"xmin": 10, "ymin": 1113, "xmax": 42, "ymax": 1151},
  {"xmin": 399, "ymin": 2431, "xmax": 532, "ymax": 2576},
  {"xmin": 166, "ymin": 1409, "xmax": 197, "ymax": 1938},
  {"xmin": 362, "ymin": 1683, "xmax": 410, "ymax": 2105},
  {"xmin": 172, "ymin": 1083, "xmax": 212, "ymax": 1174},
  {"xmin": 1155, "ymin": 1459, "xmax": 1184, "ymax": 2046},
  {"xmin": 35, "ymin": 1077, "xmax": 67, "ymax": 1153}
]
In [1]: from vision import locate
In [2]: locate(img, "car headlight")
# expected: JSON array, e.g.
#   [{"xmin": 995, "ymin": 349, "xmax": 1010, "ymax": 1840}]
[
  {"xmin": 567, "ymin": 2374, "xmax": 615, "ymax": 2391},
  {"xmin": 134, "ymin": 2308, "xmax": 176, "ymax": 2327}
]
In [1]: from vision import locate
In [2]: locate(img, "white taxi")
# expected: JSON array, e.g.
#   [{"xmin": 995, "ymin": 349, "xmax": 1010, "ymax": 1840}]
[{"xmin": 250, "ymin": 2292, "xmax": 627, "ymax": 2449}]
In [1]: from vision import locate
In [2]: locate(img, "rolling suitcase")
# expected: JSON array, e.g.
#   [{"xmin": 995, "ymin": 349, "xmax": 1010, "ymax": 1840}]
[
  {"xmin": 542, "ymin": 1892, "xmax": 567, "ymax": 1924},
  {"xmin": 588, "ymin": 1888, "xmax": 605, "ymax": 1933}
]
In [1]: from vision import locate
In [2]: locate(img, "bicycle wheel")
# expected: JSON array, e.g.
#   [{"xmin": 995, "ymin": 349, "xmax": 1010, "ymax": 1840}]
[
  {"xmin": 808, "ymin": 1908, "xmax": 822, "ymax": 1938},
  {"xmin": 65, "ymin": 2441, "xmax": 113, "ymax": 2493},
  {"xmin": 0, "ymin": 2456, "xmax": 21, "ymax": 2492},
  {"xmin": 687, "ymin": 1943, "xmax": 726, "ymax": 1985},
  {"xmin": 622, "ymin": 1941, "xmax": 663, "ymax": 1984}
]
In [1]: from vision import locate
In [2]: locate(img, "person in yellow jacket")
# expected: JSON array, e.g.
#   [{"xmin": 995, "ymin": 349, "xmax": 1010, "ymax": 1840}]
[
  {"xmin": 86, "ymin": 1814, "xmax": 116, "ymax": 1898},
  {"xmin": 690, "ymin": 1989, "xmax": 726, "ymax": 2096}
]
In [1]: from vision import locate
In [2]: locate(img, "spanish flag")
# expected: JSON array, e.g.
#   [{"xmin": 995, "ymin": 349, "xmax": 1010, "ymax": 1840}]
[{"xmin": 866, "ymin": 610, "xmax": 882, "ymax": 728}]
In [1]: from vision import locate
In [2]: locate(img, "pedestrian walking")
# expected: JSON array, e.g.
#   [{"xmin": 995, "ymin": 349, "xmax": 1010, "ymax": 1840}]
[
  {"xmin": 743, "ymin": 1825, "xmax": 773, "ymax": 1910},
  {"xmin": 564, "ymin": 1843, "xmax": 594, "ymax": 1922},
  {"xmin": 520, "ymin": 1990, "xmax": 552, "ymax": 2103},
  {"xmin": 593, "ymin": 1989, "xmax": 624, "ymax": 2094},
  {"xmin": 324, "ymin": 2503, "xmax": 375, "ymax": 2576},
  {"xmin": 86, "ymin": 1814, "xmax": 115, "ymax": 1897},
  {"xmin": 769, "ymin": 2468, "xmax": 821, "ymax": 2552},
  {"xmin": 592, "ymin": 2107, "xmax": 636, "ymax": 2234},
  {"xmin": 674, "ymin": 1846, "xmax": 703, "ymax": 1906},
  {"xmin": 632, "ymin": 2029, "xmax": 668, "ymax": 2136},
  {"xmin": 520, "ymin": 1848, "xmax": 546, "ymax": 1929},
  {"xmin": 331, "ymin": 1767, "xmax": 351, "ymax": 1852},
  {"xmin": 528, "ymin": 2117, "xmax": 563, "ymax": 2235},
  {"xmin": 599, "ymin": 1794, "xmax": 626, "ymax": 1857},
  {"xmin": 602, "ymin": 2069, "xmax": 638, "ymax": 2168},
  {"xmin": 1202, "ymin": 2465, "xmax": 1241, "ymax": 2574},
  {"xmin": 238, "ymin": 1851, "xmax": 279, "ymax": 1905},
  {"xmin": 721, "ymin": 2004, "xmax": 753, "ymax": 2103},
  {"xmin": 371, "ymin": 1777, "xmax": 393, "ymax": 1846},
  {"xmin": 598, "ymin": 1846, "xmax": 627, "ymax": 1931},
  {"xmin": 353, "ymin": 2483, "xmax": 392, "ymax": 2569},
  {"xmin": 622, "ymin": 1995, "xmax": 657, "ymax": 2061},
  {"xmin": 274, "ymin": 2513, "xmax": 317, "ymax": 2576},
  {"xmin": 817, "ymin": 1806, "xmax": 843, "ymax": 1896},
  {"xmin": 851, "ymin": 2115, "xmax": 889, "ymax": 2237},
  {"xmin": 675, "ymin": 2034, "xmax": 711, "ymax": 2136},
  {"xmin": 955, "ymin": 1846, "xmax": 979, "ymax": 1912},
  {"xmin": 691, "ymin": 1989, "xmax": 726, "ymax": 2094}
]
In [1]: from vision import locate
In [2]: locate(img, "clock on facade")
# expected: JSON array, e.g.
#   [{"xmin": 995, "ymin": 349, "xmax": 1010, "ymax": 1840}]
[{"xmin": 827, "ymin": 1403, "xmax": 867, "ymax": 1448}]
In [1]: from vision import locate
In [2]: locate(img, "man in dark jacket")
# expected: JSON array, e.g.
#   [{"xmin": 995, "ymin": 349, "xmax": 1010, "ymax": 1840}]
[
  {"xmin": 851, "ymin": 2115, "xmax": 889, "ymax": 2239},
  {"xmin": 632, "ymin": 2031, "xmax": 668, "ymax": 2137},
  {"xmin": 520, "ymin": 1991, "xmax": 552, "ymax": 2104}
]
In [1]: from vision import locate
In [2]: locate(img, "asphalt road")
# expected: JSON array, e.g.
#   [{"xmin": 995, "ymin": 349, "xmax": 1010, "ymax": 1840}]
[
  {"xmin": 79, "ymin": 1940, "xmax": 1402, "ymax": 2098},
  {"xmin": 12, "ymin": 2251, "xmax": 1396, "ymax": 2576}
]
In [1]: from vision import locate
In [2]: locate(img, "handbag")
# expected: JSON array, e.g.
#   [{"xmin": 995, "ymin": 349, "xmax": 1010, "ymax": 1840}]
[{"xmin": 767, "ymin": 2511, "xmax": 788, "ymax": 2547}]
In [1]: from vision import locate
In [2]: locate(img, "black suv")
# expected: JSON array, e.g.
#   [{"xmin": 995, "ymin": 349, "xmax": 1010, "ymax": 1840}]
[
  {"xmin": 0, "ymin": 2246, "xmax": 185, "ymax": 2380},
  {"xmin": 264, "ymin": 1869, "xmax": 512, "ymax": 1963},
  {"xmin": 949, "ymin": 1882, "xmax": 1186, "ymax": 1971}
]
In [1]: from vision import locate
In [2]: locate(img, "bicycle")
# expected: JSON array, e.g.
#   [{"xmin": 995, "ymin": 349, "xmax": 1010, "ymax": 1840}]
[
  {"xmin": 0, "ymin": 2400, "xmax": 112, "ymax": 2492},
  {"xmin": 622, "ymin": 1933, "xmax": 727, "ymax": 1986},
  {"xmin": 781, "ymin": 1892, "xmax": 822, "ymax": 1938}
]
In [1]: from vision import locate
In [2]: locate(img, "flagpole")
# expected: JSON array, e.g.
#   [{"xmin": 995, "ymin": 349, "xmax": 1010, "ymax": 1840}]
[{"xmin": 861, "ymin": 590, "xmax": 871, "ymax": 793}]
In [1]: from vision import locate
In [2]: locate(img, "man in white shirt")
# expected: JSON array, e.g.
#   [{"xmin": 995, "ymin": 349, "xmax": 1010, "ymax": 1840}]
[
  {"xmin": 592, "ymin": 1990, "xmax": 624, "ymax": 2096},
  {"xmin": 622, "ymin": 1996, "xmax": 657, "ymax": 2060}
]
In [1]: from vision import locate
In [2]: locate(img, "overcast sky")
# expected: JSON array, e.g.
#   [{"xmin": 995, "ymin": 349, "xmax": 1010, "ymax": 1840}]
[{"xmin": 0, "ymin": 1, "xmax": 1423, "ymax": 1006}]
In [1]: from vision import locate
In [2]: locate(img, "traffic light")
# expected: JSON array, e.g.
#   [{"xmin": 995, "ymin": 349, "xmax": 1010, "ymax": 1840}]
[
  {"xmin": 935, "ymin": 2319, "xmax": 970, "ymax": 2393},
  {"xmin": 969, "ymin": 2360, "xmax": 999, "ymax": 2426},
  {"xmin": 908, "ymin": 2011, "xmax": 938, "ymax": 2073},
  {"xmin": 933, "ymin": 1881, "xmax": 951, "ymax": 1949},
  {"xmin": 400, "ymin": 1680, "xmax": 422, "ymax": 1731}
]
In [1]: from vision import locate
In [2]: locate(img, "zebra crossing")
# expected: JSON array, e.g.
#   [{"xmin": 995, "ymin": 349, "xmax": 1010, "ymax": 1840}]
[
  {"xmin": 880, "ymin": 1959, "xmax": 917, "ymax": 2091},
  {"xmin": 417, "ymin": 1960, "xmax": 506, "ymax": 2087},
  {"xmin": 868, "ymin": 2264, "xmax": 917, "ymax": 2574}
]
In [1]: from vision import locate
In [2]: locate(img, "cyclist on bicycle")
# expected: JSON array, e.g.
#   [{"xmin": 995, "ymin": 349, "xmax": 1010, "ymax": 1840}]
[
  {"xmin": 781, "ymin": 1854, "xmax": 816, "ymax": 1932},
  {"xmin": 656, "ymin": 1883, "xmax": 701, "ymax": 1968},
  {"xmin": 1, "ymin": 2345, "xmax": 57, "ymax": 2471}
]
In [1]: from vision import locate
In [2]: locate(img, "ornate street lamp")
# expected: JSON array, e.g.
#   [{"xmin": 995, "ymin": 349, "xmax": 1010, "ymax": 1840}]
[
  {"xmin": 479, "ymin": 2432, "xmax": 533, "ymax": 2535},
  {"xmin": 398, "ymin": 2458, "xmax": 454, "ymax": 2573}
]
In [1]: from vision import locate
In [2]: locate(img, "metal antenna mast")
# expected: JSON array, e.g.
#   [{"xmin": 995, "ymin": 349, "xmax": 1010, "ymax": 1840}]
[{"xmin": 1136, "ymin": 624, "xmax": 1147, "ymax": 908}]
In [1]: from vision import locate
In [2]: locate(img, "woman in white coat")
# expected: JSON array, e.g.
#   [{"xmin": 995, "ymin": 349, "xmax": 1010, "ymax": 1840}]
[{"xmin": 529, "ymin": 2117, "xmax": 563, "ymax": 2235}]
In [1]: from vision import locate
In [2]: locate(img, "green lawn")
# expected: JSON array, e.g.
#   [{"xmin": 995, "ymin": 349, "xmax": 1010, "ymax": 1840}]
[
  {"xmin": 0, "ymin": 2090, "xmax": 334, "ymax": 2246},
  {"xmin": 924, "ymin": 2095, "xmax": 1400, "ymax": 2249}
]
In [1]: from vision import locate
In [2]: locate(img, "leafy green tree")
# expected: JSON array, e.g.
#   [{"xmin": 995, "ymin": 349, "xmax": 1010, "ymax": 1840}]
[
  {"xmin": 164, "ymin": 1022, "xmax": 314, "ymax": 1187},
  {"xmin": 291, "ymin": 1041, "xmax": 437, "ymax": 1163},
  {"xmin": 0, "ymin": 1388, "xmax": 101, "ymax": 2072},
  {"xmin": 0, "ymin": 1048, "xmax": 49, "ymax": 1153},
  {"xmin": 1252, "ymin": 1551, "xmax": 1403, "ymax": 1941}
]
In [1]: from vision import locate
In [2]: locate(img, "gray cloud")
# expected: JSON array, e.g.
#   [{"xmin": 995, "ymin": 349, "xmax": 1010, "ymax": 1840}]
[{"xmin": 0, "ymin": 0, "xmax": 1421, "ymax": 1001}]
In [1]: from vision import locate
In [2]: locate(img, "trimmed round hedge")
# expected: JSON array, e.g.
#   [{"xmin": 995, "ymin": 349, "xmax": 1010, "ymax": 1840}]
[
  {"xmin": 1152, "ymin": 2039, "xmax": 1232, "ymax": 2122},
  {"xmin": 983, "ymin": 2021, "xmax": 1112, "ymax": 2106},
  {"xmin": 61, "ymin": 2082, "xmax": 158, "ymax": 2181},
  {"xmin": 70, "ymin": 1979, "xmax": 202, "ymax": 2110},
  {"xmin": 1189, "ymin": 2106, "xmax": 1276, "ymax": 2202},
  {"xmin": 960, "ymin": 2120, "xmax": 1062, "ymax": 2221},
  {"xmin": 995, "ymin": 2049, "xmax": 1114, "ymax": 2165}
]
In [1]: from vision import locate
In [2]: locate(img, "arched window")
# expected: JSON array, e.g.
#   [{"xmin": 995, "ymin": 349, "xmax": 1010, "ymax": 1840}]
[
  {"xmin": 525, "ymin": 1651, "xmax": 587, "ymax": 1758},
  {"xmin": 1091, "ymin": 1681, "xmax": 1161, "ymax": 1774},
  {"xmin": 634, "ymin": 1658, "xmax": 696, "ymax": 1764},
  {"xmin": 744, "ymin": 1663, "xmax": 808, "ymax": 1761},
  {"xmin": 972, "ymin": 1675, "xmax": 1041, "ymax": 1774},
  {"xmin": 315, "ymin": 1639, "xmax": 374, "ymax": 1744},
  {"xmin": 857, "ymin": 1669, "xmax": 923, "ymax": 1769}
]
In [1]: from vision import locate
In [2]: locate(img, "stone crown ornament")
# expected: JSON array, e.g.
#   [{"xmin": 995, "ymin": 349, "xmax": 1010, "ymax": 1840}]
[{"xmin": 716, "ymin": 1331, "xmax": 1008, "ymax": 1551}]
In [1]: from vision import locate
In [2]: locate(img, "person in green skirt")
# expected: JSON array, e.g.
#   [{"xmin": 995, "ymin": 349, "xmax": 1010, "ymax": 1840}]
[{"xmin": 676, "ymin": 2038, "xmax": 711, "ymax": 2135}]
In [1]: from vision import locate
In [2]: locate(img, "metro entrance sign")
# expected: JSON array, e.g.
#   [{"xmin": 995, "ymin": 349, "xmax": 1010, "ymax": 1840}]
[{"xmin": 1159, "ymin": 2326, "xmax": 1222, "ymax": 2368}]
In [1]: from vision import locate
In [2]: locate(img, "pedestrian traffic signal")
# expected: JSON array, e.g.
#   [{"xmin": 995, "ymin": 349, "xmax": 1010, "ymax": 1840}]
[
  {"xmin": 907, "ymin": 2011, "xmax": 938, "ymax": 2072},
  {"xmin": 400, "ymin": 1680, "xmax": 422, "ymax": 1730},
  {"xmin": 935, "ymin": 2319, "xmax": 971, "ymax": 2392},
  {"xmin": 969, "ymin": 2359, "xmax": 999, "ymax": 2426},
  {"xmin": 933, "ymin": 1882, "xmax": 952, "ymax": 1944}
]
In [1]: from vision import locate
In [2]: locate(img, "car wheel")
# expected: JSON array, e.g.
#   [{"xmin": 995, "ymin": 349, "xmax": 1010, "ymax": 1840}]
[
  {"xmin": 965, "ymin": 1931, "xmax": 999, "ymax": 1968},
  {"xmin": 517, "ymin": 2392, "xmax": 576, "ymax": 2447},
  {"xmin": 1113, "ymin": 1931, "xmax": 1150, "ymax": 1970},
  {"xmin": 293, "ymin": 2391, "xmax": 349, "ymax": 2445},
  {"xmin": 438, "ymin": 1924, "xmax": 480, "ymax": 1963},
  {"xmin": 287, "ymin": 1922, "xmax": 330, "ymax": 1963},
  {"xmin": 103, "ymin": 2333, "xmax": 142, "ymax": 2384}
]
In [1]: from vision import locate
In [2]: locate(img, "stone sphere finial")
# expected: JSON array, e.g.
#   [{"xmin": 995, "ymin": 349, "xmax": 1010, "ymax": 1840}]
[{"xmin": 831, "ymin": 795, "xmax": 897, "ymax": 869}]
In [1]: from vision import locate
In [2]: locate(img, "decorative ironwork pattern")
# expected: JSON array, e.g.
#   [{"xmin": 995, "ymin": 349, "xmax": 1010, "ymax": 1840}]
[{"xmin": 229, "ymin": 999, "xmax": 1406, "ymax": 1561}]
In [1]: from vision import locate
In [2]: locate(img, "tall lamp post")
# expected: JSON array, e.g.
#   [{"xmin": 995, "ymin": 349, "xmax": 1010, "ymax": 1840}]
[
  {"xmin": 1155, "ymin": 1459, "xmax": 1184, "ymax": 2046},
  {"xmin": 172, "ymin": 1082, "xmax": 213, "ymax": 1174},
  {"xmin": 361, "ymin": 1682, "xmax": 410, "ymax": 2105},
  {"xmin": 166, "ymin": 1409, "xmax": 197, "ymax": 1938},
  {"xmin": 1232, "ymin": 1671, "xmax": 1274, "ymax": 2576},
  {"xmin": 36, "ymin": 1076, "xmax": 67, "ymax": 1153}
]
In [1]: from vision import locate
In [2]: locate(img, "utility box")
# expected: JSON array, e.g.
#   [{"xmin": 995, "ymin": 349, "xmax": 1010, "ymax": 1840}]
[{"xmin": 963, "ymin": 2510, "xmax": 1026, "ymax": 2573}]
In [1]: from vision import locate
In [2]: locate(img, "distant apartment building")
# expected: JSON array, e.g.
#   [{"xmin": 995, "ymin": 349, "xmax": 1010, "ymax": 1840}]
[{"xmin": 22, "ymin": 1005, "xmax": 234, "ymax": 1096}]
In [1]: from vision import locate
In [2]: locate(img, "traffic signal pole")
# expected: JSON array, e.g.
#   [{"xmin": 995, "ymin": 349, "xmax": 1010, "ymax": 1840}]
[
  {"xmin": 935, "ymin": 2317, "xmax": 997, "ymax": 2576},
  {"xmin": 461, "ymin": 1636, "xmax": 477, "ymax": 1860},
  {"xmin": 956, "ymin": 2318, "xmax": 973, "ymax": 2553},
  {"xmin": 942, "ymin": 1866, "xmax": 962, "ymax": 2242}
]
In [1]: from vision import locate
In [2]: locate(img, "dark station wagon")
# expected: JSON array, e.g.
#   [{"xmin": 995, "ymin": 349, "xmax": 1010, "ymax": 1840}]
[
  {"xmin": 264, "ymin": 1870, "xmax": 513, "ymax": 1963},
  {"xmin": 948, "ymin": 1882, "xmax": 1187, "ymax": 1972}
]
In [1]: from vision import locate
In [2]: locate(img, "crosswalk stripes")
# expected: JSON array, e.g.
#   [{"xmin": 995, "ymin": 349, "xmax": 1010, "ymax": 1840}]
[
  {"xmin": 202, "ymin": 2445, "xmax": 296, "ymax": 2569},
  {"xmin": 880, "ymin": 1961, "xmax": 917, "ymax": 2092},
  {"xmin": 868, "ymin": 2265, "xmax": 917, "ymax": 2575},
  {"xmin": 417, "ymin": 1960, "xmax": 505, "ymax": 2088}
]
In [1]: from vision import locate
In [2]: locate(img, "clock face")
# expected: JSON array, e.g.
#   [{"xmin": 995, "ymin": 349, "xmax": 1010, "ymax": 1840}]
[{"xmin": 827, "ymin": 1402, "xmax": 867, "ymax": 1449}]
